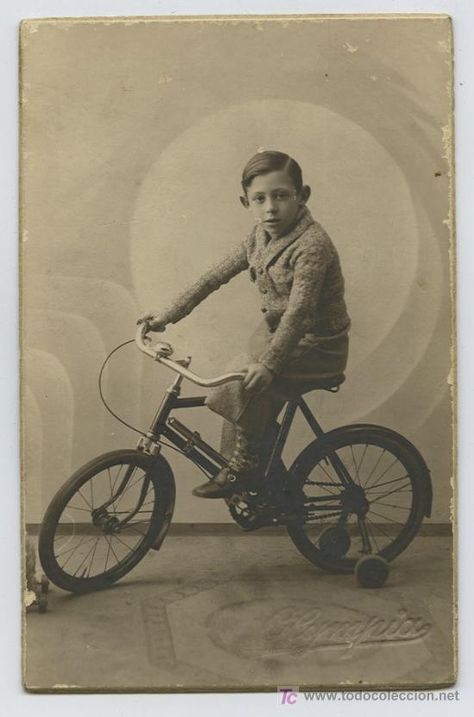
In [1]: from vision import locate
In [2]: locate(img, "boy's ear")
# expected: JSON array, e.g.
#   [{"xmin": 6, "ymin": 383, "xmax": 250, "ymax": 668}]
[
  {"xmin": 299, "ymin": 185, "xmax": 311, "ymax": 204},
  {"xmin": 240, "ymin": 194, "xmax": 249, "ymax": 208}
]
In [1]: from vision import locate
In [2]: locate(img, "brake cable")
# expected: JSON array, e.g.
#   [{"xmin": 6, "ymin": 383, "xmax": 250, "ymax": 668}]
[
  {"xmin": 98, "ymin": 339, "xmax": 145, "ymax": 436},
  {"xmin": 97, "ymin": 339, "xmax": 211, "ymax": 477}
]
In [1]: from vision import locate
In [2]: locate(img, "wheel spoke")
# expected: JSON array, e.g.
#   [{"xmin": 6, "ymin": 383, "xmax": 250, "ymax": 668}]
[
  {"xmin": 126, "ymin": 526, "xmax": 147, "ymax": 538},
  {"xmin": 365, "ymin": 473, "xmax": 410, "ymax": 491},
  {"xmin": 114, "ymin": 468, "xmax": 147, "ymax": 509},
  {"xmin": 368, "ymin": 482, "xmax": 412, "ymax": 504},
  {"xmin": 350, "ymin": 445, "xmax": 361, "ymax": 485},
  {"xmin": 312, "ymin": 461, "xmax": 340, "ymax": 489},
  {"xmin": 86, "ymin": 537, "xmax": 101, "ymax": 577},
  {"xmin": 370, "ymin": 500, "xmax": 411, "ymax": 511},
  {"xmin": 365, "ymin": 454, "xmax": 400, "ymax": 491},
  {"xmin": 55, "ymin": 534, "xmax": 97, "ymax": 559},
  {"xmin": 114, "ymin": 510, "xmax": 154, "ymax": 515},
  {"xmin": 107, "ymin": 467, "xmax": 120, "ymax": 511},
  {"xmin": 65, "ymin": 504, "xmax": 92, "ymax": 513},
  {"xmin": 313, "ymin": 458, "xmax": 347, "ymax": 494},
  {"xmin": 369, "ymin": 489, "xmax": 412, "ymax": 498},
  {"xmin": 367, "ymin": 507, "xmax": 405, "ymax": 528},
  {"xmin": 306, "ymin": 480, "xmax": 339, "ymax": 496},
  {"xmin": 104, "ymin": 536, "xmax": 112, "ymax": 572},
  {"xmin": 77, "ymin": 488, "xmax": 92, "ymax": 510},
  {"xmin": 111, "ymin": 533, "xmax": 142, "ymax": 553},
  {"xmin": 366, "ymin": 516, "xmax": 391, "ymax": 544},
  {"xmin": 107, "ymin": 536, "xmax": 121, "ymax": 565},
  {"xmin": 127, "ymin": 517, "xmax": 155, "ymax": 524},
  {"xmin": 356, "ymin": 443, "xmax": 369, "ymax": 476},
  {"xmin": 362, "ymin": 448, "xmax": 386, "ymax": 488},
  {"xmin": 71, "ymin": 538, "xmax": 101, "ymax": 577}
]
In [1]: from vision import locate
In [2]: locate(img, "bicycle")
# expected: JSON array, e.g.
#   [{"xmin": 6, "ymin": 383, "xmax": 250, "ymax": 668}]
[{"xmin": 38, "ymin": 324, "xmax": 433, "ymax": 593}]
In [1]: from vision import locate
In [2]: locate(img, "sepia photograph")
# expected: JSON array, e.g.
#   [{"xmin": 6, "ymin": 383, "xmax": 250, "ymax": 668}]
[{"xmin": 20, "ymin": 13, "xmax": 455, "ymax": 692}]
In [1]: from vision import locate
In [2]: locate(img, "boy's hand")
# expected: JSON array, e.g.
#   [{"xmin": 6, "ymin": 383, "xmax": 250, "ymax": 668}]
[
  {"xmin": 243, "ymin": 363, "xmax": 274, "ymax": 394},
  {"xmin": 136, "ymin": 311, "xmax": 168, "ymax": 332}
]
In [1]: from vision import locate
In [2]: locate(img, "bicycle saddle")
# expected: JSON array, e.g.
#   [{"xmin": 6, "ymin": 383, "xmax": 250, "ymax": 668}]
[
  {"xmin": 318, "ymin": 373, "xmax": 345, "ymax": 392},
  {"xmin": 297, "ymin": 373, "xmax": 345, "ymax": 393}
]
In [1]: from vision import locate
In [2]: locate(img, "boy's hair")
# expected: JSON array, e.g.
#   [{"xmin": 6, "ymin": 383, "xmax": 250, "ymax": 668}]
[{"xmin": 241, "ymin": 150, "xmax": 303, "ymax": 193}]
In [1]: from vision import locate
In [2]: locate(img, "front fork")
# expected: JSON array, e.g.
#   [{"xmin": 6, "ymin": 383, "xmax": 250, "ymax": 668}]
[
  {"xmin": 91, "ymin": 463, "xmax": 152, "ymax": 531},
  {"xmin": 92, "ymin": 368, "xmax": 189, "ymax": 530}
]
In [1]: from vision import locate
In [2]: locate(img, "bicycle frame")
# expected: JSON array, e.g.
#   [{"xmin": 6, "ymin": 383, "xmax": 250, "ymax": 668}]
[
  {"xmin": 37, "ymin": 328, "xmax": 431, "ymax": 594},
  {"xmin": 136, "ymin": 369, "xmax": 354, "ymax": 492},
  {"xmin": 97, "ymin": 325, "xmax": 357, "ymax": 531}
]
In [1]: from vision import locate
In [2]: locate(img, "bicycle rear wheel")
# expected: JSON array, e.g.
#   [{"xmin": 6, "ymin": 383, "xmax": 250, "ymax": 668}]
[
  {"xmin": 287, "ymin": 425, "xmax": 431, "ymax": 574},
  {"xmin": 39, "ymin": 449, "xmax": 175, "ymax": 593}
]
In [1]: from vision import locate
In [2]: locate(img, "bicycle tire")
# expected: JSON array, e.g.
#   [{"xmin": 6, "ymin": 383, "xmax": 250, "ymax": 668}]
[
  {"xmin": 286, "ymin": 425, "xmax": 431, "ymax": 574},
  {"xmin": 39, "ymin": 449, "xmax": 175, "ymax": 593}
]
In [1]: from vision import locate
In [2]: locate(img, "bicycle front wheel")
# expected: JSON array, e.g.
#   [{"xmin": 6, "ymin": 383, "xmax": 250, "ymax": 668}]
[
  {"xmin": 39, "ymin": 449, "xmax": 175, "ymax": 593},
  {"xmin": 287, "ymin": 425, "xmax": 431, "ymax": 574}
]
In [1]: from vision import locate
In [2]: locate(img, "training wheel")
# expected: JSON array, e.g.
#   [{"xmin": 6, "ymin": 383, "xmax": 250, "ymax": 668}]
[
  {"xmin": 355, "ymin": 555, "xmax": 390, "ymax": 588},
  {"xmin": 318, "ymin": 527, "xmax": 351, "ymax": 560}
]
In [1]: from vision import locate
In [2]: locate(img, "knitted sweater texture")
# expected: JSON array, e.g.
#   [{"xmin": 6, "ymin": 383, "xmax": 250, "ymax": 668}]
[{"xmin": 161, "ymin": 207, "xmax": 351, "ymax": 374}]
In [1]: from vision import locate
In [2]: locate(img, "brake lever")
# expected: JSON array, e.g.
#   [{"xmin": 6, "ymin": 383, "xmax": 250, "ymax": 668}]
[
  {"xmin": 154, "ymin": 341, "xmax": 174, "ymax": 358},
  {"xmin": 139, "ymin": 324, "xmax": 173, "ymax": 357}
]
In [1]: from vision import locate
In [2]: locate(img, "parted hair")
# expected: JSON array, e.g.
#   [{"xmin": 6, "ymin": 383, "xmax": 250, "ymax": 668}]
[{"xmin": 241, "ymin": 150, "xmax": 303, "ymax": 193}]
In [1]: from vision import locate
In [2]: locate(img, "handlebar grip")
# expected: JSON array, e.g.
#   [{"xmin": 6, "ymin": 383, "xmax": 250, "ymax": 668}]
[{"xmin": 136, "ymin": 324, "xmax": 172, "ymax": 358}]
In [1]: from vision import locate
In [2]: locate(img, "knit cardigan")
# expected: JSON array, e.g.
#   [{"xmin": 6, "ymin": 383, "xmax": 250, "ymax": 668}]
[{"xmin": 160, "ymin": 207, "xmax": 351, "ymax": 374}]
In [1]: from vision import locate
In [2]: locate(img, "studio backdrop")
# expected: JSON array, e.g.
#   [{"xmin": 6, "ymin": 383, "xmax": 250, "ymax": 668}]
[{"xmin": 21, "ymin": 16, "xmax": 454, "ymax": 526}]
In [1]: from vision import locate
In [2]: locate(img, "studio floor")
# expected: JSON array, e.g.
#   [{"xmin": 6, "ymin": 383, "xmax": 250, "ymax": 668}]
[{"xmin": 24, "ymin": 531, "xmax": 455, "ymax": 692}]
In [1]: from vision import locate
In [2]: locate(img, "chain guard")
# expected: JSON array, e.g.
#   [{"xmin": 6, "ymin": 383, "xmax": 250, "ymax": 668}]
[{"xmin": 226, "ymin": 485, "xmax": 305, "ymax": 531}]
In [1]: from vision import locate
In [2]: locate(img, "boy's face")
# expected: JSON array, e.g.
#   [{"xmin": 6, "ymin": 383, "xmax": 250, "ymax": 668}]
[{"xmin": 242, "ymin": 170, "xmax": 309, "ymax": 239}]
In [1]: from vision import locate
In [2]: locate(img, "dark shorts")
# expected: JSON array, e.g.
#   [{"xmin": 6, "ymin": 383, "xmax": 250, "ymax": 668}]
[{"xmin": 206, "ymin": 321, "xmax": 349, "ymax": 436}]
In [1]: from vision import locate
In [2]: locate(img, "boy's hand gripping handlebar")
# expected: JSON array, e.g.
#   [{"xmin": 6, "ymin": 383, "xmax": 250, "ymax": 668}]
[{"xmin": 135, "ymin": 324, "xmax": 245, "ymax": 387}]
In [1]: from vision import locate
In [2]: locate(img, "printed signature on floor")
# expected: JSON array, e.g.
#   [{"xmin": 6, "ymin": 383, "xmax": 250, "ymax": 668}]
[{"xmin": 208, "ymin": 600, "xmax": 432, "ymax": 656}]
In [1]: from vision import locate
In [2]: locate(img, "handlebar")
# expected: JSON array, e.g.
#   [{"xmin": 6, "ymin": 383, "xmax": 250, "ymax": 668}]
[{"xmin": 135, "ymin": 324, "xmax": 245, "ymax": 387}]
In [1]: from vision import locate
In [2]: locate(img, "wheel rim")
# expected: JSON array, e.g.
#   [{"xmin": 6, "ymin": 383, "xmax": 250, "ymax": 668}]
[
  {"xmin": 290, "ymin": 434, "xmax": 423, "ymax": 570},
  {"xmin": 48, "ymin": 458, "xmax": 160, "ymax": 585}
]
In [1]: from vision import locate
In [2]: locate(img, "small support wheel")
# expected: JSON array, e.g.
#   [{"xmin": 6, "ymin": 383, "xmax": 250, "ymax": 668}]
[
  {"xmin": 286, "ymin": 426, "xmax": 430, "ymax": 575},
  {"xmin": 318, "ymin": 527, "xmax": 351, "ymax": 560},
  {"xmin": 355, "ymin": 555, "xmax": 390, "ymax": 588}
]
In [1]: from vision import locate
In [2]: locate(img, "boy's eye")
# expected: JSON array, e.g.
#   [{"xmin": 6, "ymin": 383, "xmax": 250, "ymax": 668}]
[
  {"xmin": 275, "ymin": 192, "xmax": 292, "ymax": 202},
  {"xmin": 250, "ymin": 190, "xmax": 295, "ymax": 204}
]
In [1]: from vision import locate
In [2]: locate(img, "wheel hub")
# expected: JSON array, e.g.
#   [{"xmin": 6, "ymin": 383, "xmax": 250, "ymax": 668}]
[
  {"xmin": 341, "ymin": 484, "xmax": 369, "ymax": 516},
  {"xmin": 92, "ymin": 508, "xmax": 121, "ymax": 534}
]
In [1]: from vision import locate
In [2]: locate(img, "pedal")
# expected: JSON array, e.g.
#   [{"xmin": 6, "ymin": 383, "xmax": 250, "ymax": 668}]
[{"xmin": 225, "ymin": 492, "xmax": 247, "ymax": 507}]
